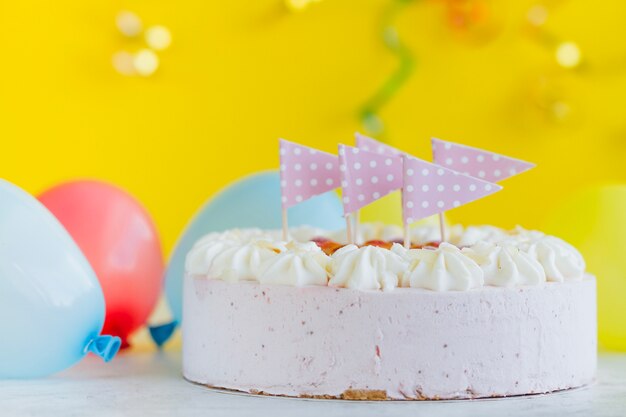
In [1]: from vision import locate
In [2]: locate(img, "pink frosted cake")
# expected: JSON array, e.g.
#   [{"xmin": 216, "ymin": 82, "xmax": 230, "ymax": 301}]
[{"xmin": 182, "ymin": 223, "xmax": 596, "ymax": 400}]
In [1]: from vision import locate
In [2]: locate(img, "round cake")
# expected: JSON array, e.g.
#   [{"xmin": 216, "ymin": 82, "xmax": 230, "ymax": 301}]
[{"xmin": 182, "ymin": 224, "xmax": 597, "ymax": 400}]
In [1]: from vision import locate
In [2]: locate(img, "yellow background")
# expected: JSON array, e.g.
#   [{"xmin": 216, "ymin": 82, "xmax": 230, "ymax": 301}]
[{"xmin": 1, "ymin": 0, "xmax": 625, "ymax": 349}]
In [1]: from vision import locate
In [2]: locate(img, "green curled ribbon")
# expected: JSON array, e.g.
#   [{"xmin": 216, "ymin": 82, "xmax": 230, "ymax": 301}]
[{"xmin": 360, "ymin": 0, "xmax": 416, "ymax": 138}]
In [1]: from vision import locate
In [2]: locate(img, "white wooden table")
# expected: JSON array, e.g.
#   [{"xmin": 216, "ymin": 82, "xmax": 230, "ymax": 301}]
[{"xmin": 2, "ymin": 351, "xmax": 625, "ymax": 416}]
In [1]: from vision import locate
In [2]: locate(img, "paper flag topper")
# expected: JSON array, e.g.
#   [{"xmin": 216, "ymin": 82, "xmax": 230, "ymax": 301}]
[
  {"xmin": 401, "ymin": 155, "xmax": 503, "ymax": 225},
  {"xmin": 355, "ymin": 132, "xmax": 404, "ymax": 157},
  {"xmin": 338, "ymin": 144, "xmax": 403, "ymax": 215},
  {"xmin": 279, "ymin": 139, "xmax": 341, "ymax": 209},
  {"xmin": 432, "ymin": 138, "xmax": 535, "ymax": 183}
]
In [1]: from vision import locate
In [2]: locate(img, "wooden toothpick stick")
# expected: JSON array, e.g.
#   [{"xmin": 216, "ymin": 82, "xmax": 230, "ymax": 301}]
[
  {"xmin": 346, "ymin": 213, "xmax": 354, "ymax": 245},
  {"xmin": 282, "ymin": 207, "xmax": 289, "ymax": 241},
  {"xmin": 403, "ymin": 221, "xmax": 411, "ymax": 249},
  {"xmin": 438, "ymin": 212, "xmax": 446, "ymax": 243}
]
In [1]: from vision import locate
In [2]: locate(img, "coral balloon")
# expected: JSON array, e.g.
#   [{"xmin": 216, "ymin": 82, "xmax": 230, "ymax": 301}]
[
  {"xmin": 544, "ymin": 185, "xmax": 626, "ymax": 351},
  {"xmin": 0, "ymin": 179, "xmax": 120, "ymax": 378},
  {"xmin": 39, "ymin": 180, "xmax": 164, "ymax": 348}
]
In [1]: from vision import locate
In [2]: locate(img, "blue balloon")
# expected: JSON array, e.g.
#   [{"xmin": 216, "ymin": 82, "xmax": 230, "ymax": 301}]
[
  {"xmin": 0, "ymin": 179, "xmax": 120, "ymax": 378},
  {"xmin": 151, "ymin": 171, "xmax": 344, "ymax": 346}
]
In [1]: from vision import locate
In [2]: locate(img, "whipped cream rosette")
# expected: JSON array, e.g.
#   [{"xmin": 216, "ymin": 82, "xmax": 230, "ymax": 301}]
[
  {"xmin": 205, "ymin": 239, "xmax": 285, "ymax": 282},
  {"xmin": 452, "ymin": 225, "xmax": 509, "ymax": 247},
  {"xmin": 403, "ymin": 242, "xmax": 484, "ymax": 291},
  {"xmin": 186, "ymin": 239, "xmax": 240, "ymax": 276},
  {"xmin": 329, "ymin": 244, "xmax": 408, "ymax": 291},
  {"xmin": 462, "ymin": 241, "xmax": 546, "ymax": 287},
  {"xmin": 506, "ymin": 227, "xmax": 586, "ymax": 282},
  {"xmin": 259, "ymin": 241, "xmax": 330, "ymax": 286}
]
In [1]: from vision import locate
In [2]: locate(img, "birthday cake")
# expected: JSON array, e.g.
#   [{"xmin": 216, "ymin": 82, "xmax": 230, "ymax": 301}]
[
  {"xmin": 182, "ymin": 224, "xmax": 596, "ymax": 400},
  {"xmin": 182, "ymin": 135, "xmax": 596, "ymax": 400}
]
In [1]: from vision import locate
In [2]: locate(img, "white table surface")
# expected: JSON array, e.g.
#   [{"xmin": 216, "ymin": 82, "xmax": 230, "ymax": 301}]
[{"xmin": 2, "ymin": 351, "xmax": 626, "ymax": 417}]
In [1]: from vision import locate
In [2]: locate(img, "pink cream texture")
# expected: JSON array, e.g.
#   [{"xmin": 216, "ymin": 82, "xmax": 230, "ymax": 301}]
[{"xmin": 183, "ymin": 277, "xmax": 596, "ymax": 399}]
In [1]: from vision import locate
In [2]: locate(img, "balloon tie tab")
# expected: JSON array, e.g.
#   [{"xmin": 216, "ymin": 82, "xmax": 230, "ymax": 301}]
[
  {"xmin": 88, "ymin": 335, "xmax": 121, "ymax": 362},
  {"xmin": 149, "ymin": 321, "xmax": 178, "ymax": 348}
]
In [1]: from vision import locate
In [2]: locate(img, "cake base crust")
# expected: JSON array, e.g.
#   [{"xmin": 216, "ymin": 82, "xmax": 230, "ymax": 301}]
[
  {"xmin": 185, "ymin": 379, "xmax": 594, "ymax": 401},
  {"xmin": 183, "ymin": 277, "xmax": 597, "ymax": 400}
]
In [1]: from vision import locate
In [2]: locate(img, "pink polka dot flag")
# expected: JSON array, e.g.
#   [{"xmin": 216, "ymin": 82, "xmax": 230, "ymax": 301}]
[
  {"xmin": 338, "ymin": 144, "xmax": 403, "ymax": 215},
  {"xmin": 279, "ymin": 139, "xmax": 341, "ymax": 209},
  {"xmin": 355, "ymin": 132, "xmax": 404, "ymax": 157},
  {"xmin": 401, "ymin": 155, "xmax": 503, "ymax": 226},
  {"xmin": 431, "ymin": 138, "xmax": 535, "ymax": 183}
]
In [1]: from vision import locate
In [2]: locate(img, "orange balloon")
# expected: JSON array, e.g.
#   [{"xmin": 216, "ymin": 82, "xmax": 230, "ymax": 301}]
[{"xmin": 39, "ymin": 180, "xmax": 164, "ymax": 348}]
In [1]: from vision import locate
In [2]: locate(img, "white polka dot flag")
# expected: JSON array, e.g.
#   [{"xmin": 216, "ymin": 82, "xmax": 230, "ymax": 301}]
[
  {"xmin": 431, "ymin": 138, "xmax": 535, "ymax": 182},
  {"xmin": 355, "ymin": 132, "xmax": 404, "ymax": 157},
  {"xmin": 279, "ymin": 139, "xmax": 340, "ymax": 209},
  {"xmin": 401, "ymin": 155, "xmax": 503, "ymax": 226},
  {"xmin": 338, "ymin": 144, "xmax": 402, "ymax": 215}
]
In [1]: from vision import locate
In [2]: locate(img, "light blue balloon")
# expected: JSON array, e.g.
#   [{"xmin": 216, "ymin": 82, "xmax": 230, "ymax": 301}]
[
  {"xmin": 0, "ymin": 179, "xmax": 120, "ymax": 378},
  {"xmin": 150, "ymin": 171, "xmax": 344, "ymax": 346}
]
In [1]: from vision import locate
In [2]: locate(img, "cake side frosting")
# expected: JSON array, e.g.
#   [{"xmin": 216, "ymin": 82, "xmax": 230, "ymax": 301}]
[{"xmin": 183, "ymin": 277, "xmax": 597, "ymax": 399}]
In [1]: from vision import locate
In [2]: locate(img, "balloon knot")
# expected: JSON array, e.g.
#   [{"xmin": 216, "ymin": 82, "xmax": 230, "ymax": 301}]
[
  {"xmin": 88, "ymin": 335, "xmax": 121, "ymax": 362},
  {"xmin": 149, "ymin": 321, "xmax": 178, "ymax": 348}
]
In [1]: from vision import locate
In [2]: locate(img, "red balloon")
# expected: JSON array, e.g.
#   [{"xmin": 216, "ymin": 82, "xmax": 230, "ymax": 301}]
[{"xmin": 39, "ymin": 180, "xmax": 164, "ymax": 348}]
